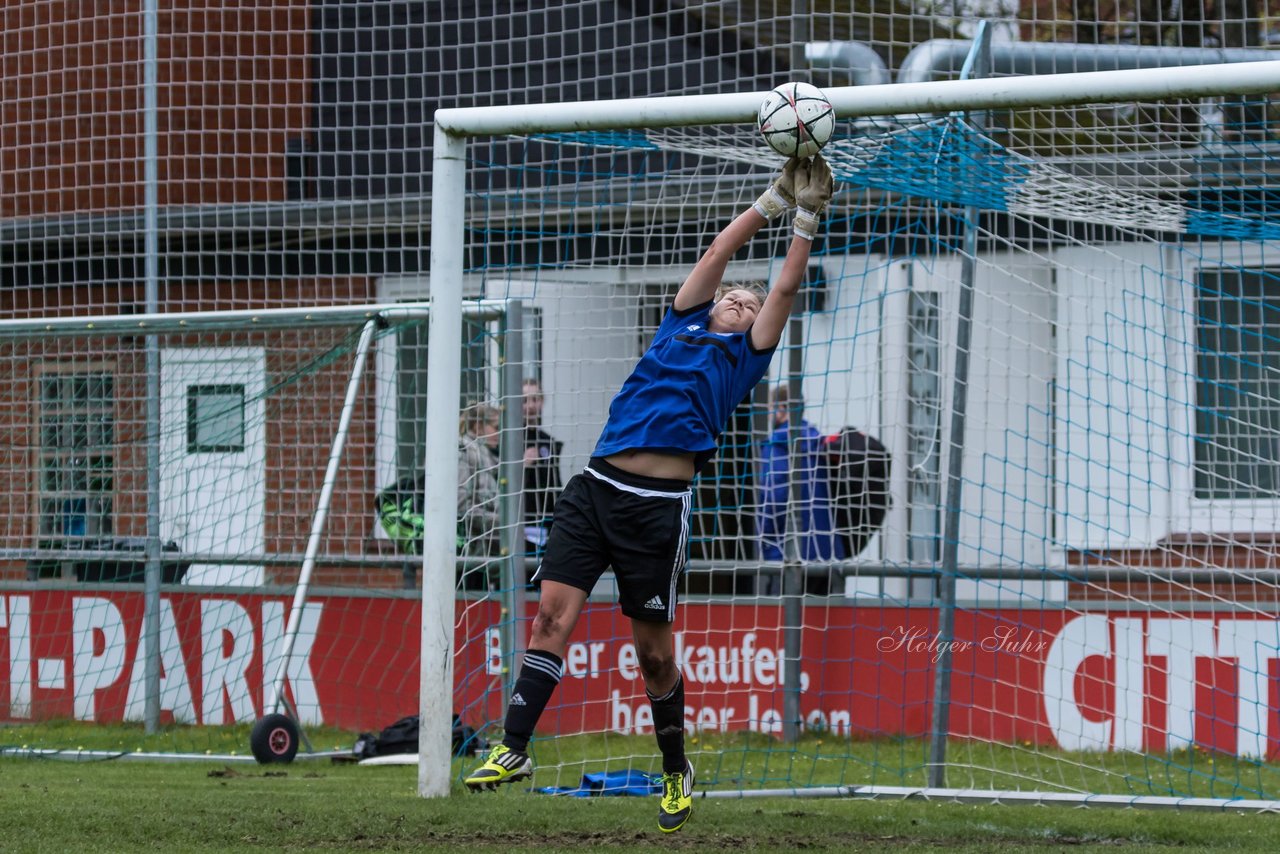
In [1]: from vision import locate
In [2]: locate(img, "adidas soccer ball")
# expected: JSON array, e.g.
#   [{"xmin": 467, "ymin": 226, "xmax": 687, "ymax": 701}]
[{"xmin": 757, "ymin": 81, "xmax": 835, "ymax": 159}]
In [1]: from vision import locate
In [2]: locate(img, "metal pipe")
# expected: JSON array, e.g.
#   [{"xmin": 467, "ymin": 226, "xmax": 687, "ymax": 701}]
[
  {"xmin": 420, "ymin": 125, "xmax": 468, "ymax": 799},
  {"xmin": 0, "ymin": 747, "xmax": 346, "ymax": 764},
  {"xmin": 781, "ymin": 316, "xmax": 804, "ymax": 742},
  {"xmin": 266, "ymin": 318, "xmax": 379, "ymax": 714},
  {"xmin": 140, "ymin": 0, "xmax": 162, "ymax": 737},
  {"xmin": 701, "ymin": 784, "xmax": 1280, "ymax": 811},
  {"xmin": 10, "ymin": 551, "xmax": 1280, "ymax": 586},
  {"xmin": 896, "ymin": 38, "xmax": 1280, "ymax": 84},
  {"xmin": 0, "ymin": 302, "xmax": 506, "ymax": 340},
  {"xmin": 927, "ymin": 22, "xmax": 992, "ymax": 790},
  {"xmin": 499, "ymin": 301, "xmax": 526, "ymax": 708},
  {"xmin": 10, "ymin": 549, "xmax": 1278, "ymax": 587},
  {"xmin": 804, "ymin": 41, "xmax": 892, "ymax": 86},
  {"xmin": 435, "ymin": 61, "xmax": 1280, "ymax": 134}
]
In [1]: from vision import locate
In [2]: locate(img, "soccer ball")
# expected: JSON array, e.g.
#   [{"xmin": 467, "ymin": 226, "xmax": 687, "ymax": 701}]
[{"xmin": 757, "ymin": 82, "xmax": 835, "ymax": 159}]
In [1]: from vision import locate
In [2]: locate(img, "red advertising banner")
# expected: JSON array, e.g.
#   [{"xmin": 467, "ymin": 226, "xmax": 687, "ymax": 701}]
[{"xmin": 2, "ymin": 591, "xmax": 1277, "ymax": 758}]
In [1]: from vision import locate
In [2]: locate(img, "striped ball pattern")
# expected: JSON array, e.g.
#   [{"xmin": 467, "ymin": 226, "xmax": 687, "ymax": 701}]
[{"xmin": 758, "ymin": 81, "xmax": 835, "ymax": 159}]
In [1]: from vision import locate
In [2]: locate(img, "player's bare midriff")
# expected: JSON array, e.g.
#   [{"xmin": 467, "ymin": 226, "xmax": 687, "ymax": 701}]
[{"xmin": 603, "ymin": 449, "xmax": 695, "ymax": 483}]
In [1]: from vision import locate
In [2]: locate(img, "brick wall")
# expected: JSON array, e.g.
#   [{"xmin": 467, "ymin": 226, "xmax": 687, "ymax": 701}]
[
  {"xmin": 1, "ymin": 1, "xmax": 311, "ymax": 218},
  {"xmin": 0, "ymin": 277, "xmax": 415, "ymax": 589}
]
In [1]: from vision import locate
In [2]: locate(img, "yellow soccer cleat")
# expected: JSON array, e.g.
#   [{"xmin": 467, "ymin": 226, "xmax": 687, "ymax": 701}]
[
  {"xmin": 464, "ymin": 744, "xmax": 533, "ymax": 791},
  {"xmin": 657, "ymin": 760, "xmax": 694, "ymax": 832}
]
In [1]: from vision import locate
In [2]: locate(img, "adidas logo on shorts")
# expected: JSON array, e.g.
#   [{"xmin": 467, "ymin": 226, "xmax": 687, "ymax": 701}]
[
  {"xmin": 510, "ymin": 693, "xmax": 526, "ymax": 706},
  {"xmin": 644, "ymin": 596, "xmax": 665, "ymax": 610}
]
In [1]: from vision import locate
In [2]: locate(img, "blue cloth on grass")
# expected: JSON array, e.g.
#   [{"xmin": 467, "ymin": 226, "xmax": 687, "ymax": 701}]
[{"xmin": 535, "ymin": 770, "xmax": 662, "ymax": 797}]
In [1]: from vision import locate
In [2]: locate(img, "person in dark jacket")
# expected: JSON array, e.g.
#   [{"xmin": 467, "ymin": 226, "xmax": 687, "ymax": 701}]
[{"xmin": 521, "ymin": 378, "xmax": 562, "ymax": 555}]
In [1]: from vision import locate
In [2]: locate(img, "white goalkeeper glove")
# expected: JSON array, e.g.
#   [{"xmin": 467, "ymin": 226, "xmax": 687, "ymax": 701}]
[
  {"xmin": 792, "ymin": 154, "xmax": 834, "ymax": 241},
  {"xmin": 752, "ymin": 157, "xmax": 801, "ymax": 220}
]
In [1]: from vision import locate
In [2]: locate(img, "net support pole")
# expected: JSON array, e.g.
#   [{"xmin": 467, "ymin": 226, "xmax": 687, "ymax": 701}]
[
  {"xmin": 266, "ymin": 318, "xmax": 379, "ymax": 715},
  {"xmin": 420, "ymin": 126, "xmax": 468, "ymax": 798},
  {"xmin": 140, "ymin": 0, "xmax": 162, "ymax": 736},
  {"xmin": 781, "ymin": 315, "xmax": 805, "ymax": 742},
  {"xmin": 927, "ymin": 21, "xmax": 992, "ymax": 791},
  {"xmin": 499, "ymin": 300, "xmax": 527, "ymax": 708},
  {"xmin": 781, "ymin": 3, "xmax": 810, "ymax": 745}
]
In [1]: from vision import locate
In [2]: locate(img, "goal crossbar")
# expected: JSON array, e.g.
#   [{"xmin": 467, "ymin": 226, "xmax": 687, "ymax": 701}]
[{"xmin": 435, "ymin": 60, "xmax": 1280, "ymax": 136}]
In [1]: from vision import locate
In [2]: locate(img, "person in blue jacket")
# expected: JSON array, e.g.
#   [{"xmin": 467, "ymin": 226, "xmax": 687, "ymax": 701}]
[{"xmin": 757, "ymin": 384, "xmax": 846, "ymax": 568}]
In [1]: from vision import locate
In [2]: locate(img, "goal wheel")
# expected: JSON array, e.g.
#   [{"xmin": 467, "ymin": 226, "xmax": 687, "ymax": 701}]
[{"xmin": 250, "ymin": 713, "xmax": 300, "ymax": 764}]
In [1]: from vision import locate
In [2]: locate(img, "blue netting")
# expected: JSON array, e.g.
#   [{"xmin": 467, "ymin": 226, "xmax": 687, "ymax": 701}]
[{"xmin": 529, "ymin": 115, "xmax": 1280, "ymax": 241}]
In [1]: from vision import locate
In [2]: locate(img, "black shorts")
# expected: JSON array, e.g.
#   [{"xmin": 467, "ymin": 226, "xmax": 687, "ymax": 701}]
[{"xmin": 532, "ymin": 457, "xmax": 691, "ymax": 622}]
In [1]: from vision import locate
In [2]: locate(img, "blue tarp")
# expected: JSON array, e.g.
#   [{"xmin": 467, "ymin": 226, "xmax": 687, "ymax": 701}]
[{"xmin": 535, "ymin": 770, "xmax": 662, "ymax": 797}]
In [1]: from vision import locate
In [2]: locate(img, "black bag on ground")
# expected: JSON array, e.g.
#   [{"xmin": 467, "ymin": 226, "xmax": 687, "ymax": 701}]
[
  {"xmin": 353, "ymin": 713, "xmax": 488, "ymax": 759},
  {"xmin": 826, "ymin": 427, "xmax": 892, "ymax": 557},
  {"xmin": 353, "ymin": 714, "xmax": 420, "ymax": 759}
]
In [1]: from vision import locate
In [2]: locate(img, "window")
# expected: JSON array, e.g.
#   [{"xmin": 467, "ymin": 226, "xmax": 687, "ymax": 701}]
[
  {"xmin": 1195, "ymin": 267, "xmax": 1280, "ymax": 499},
  {"xmin": 38, "ymin": 371, "xmax": 115, "ymax": 541},
  {"xmin": 521, "ymin": 305, "xmax": 543, "ymax": 383},
  {"xmin": 186, "ymin": 385, "xmax": 246, "ymax": 453},
  {"xmin": 906, "ymin": 291, "xmax": 943, "ymax": 563}
]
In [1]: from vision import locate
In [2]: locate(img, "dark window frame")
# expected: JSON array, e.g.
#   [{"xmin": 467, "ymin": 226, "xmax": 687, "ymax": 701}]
[
  {"xmin": 186, "ymin": 384, "xmax": 247, "ymax": 454},
  {"xmin": 36, "ymin": 367, "xmax": 116, "ymax": 543},
  {"xmin": 1195, "ymin": 267, "xmax": 1280, "ymax": 500}
]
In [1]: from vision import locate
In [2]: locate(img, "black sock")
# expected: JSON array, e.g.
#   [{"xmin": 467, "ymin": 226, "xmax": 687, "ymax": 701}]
[
  {"xmin": 501, "ymin": 649, "xmax": 563, "ymax": 753},
  {"xmin": 647, "ymin": 675, "xmax": 686, "ymax": 774}
]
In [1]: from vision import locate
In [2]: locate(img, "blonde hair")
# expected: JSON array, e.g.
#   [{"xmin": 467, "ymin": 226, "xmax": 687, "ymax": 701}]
[
  {"xmin": 459, "ymin": 403, "xmax": 501, "ymax": 437},
  {"xmin": 716, "ymin": 281, "xmax": 767, "ymax": 307}
]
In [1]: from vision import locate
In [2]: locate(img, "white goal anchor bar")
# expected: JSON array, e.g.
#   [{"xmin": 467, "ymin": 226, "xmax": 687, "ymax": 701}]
[{"xmin": 698, "ymin": 785, "xmax": 1280, "ymax": 813}]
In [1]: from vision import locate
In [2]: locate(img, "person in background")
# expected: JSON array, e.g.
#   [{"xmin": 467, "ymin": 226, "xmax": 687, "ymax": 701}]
[
  {"xmin": 375, "ymin": 402, "xmax": 506, "ymax": 589},
  {"xmin": 757, "ymin": 385, "xmax": 846, "ymax": 594},
  {"xmin": 457, "ymin": 403, "xmax": 502, "ymax": 583},
  {"xmin": 521, "ymin": 378, "xmax": 563, "ymax": 555}
]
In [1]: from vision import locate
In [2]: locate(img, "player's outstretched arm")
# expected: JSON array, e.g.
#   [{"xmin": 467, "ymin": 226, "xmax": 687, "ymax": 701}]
[
  {"xmin": 673, "ymin": 158, "xmax": 801, "ymax": 311},
  {"xmin": 751, "ymin": 154, "xmax": 834, "ymax": 350}
]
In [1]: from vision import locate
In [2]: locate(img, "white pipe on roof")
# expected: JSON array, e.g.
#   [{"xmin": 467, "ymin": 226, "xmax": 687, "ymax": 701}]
[{"xmin": 896, "ymin": 38, "xmax": 1280, "ymax": 84}]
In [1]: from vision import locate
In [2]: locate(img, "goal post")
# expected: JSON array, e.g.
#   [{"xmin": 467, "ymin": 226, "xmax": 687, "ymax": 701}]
[
  {"xmin": 424, "ymin": 59, "xmax": 1280, "ymax": 803},
  {"xmin": 420, "ymin": 130, "xmax": 467, "ymax": 798}
]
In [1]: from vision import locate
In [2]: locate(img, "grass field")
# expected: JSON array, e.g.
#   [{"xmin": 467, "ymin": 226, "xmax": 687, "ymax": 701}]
[
  {"xmin": 4, "ymin": 724, "xmax": 1280, "ymax": 851},
  {"xmin": 7, "ymin": 720, "xmax": 1280, "ymax": 801},
  {"xmin": 5, "ymin": 756, "xmax": 1280, "ymax": 853}
]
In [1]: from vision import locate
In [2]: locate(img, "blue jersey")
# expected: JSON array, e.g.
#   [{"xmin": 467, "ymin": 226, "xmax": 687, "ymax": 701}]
[{"xmin": 593, "ymin": 299, "xmax": 777, "ymax": 472}]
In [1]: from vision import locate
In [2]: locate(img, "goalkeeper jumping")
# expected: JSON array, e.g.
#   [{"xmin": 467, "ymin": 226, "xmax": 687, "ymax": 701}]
[{"xmin": 465, "ymin": 154, "xmax": 835, "ymax": 832}]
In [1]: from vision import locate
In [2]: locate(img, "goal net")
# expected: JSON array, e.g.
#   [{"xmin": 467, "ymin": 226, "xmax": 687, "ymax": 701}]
[
  {"xmin": 0, "ymin": 301, "xmax": 524, "ymax": 760},
  {"xmin": 426, "ymin": 62, "xmax": 1280, "ymax": 807},
  {"xmin": 5, "ymin": 7, "xmax": 1280, "ymax": 810}
]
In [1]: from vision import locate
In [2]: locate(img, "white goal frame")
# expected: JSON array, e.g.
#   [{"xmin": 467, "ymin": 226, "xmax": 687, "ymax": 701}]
[{"xmin": 422, "ymin": 60, "xmax": 1280, "ymax": 799}]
